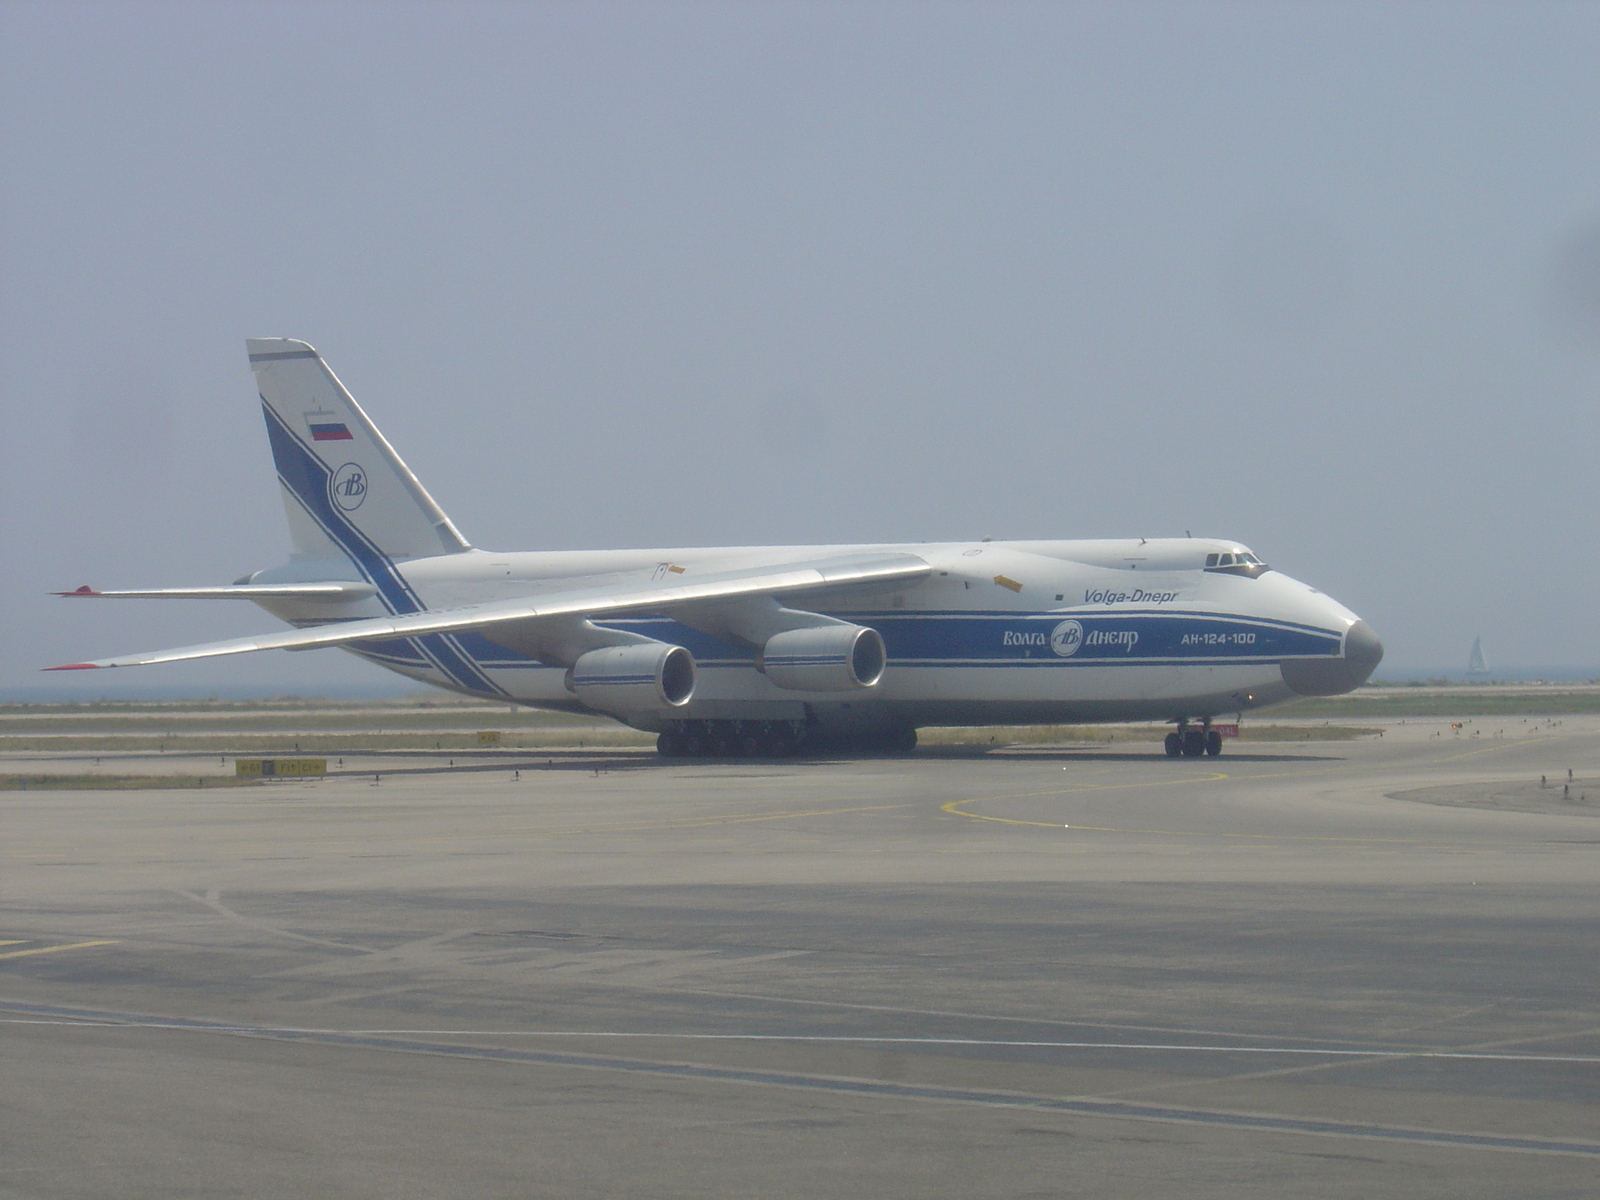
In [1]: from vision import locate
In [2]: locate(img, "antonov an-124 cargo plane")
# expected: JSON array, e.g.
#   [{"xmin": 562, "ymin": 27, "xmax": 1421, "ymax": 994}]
[{"xmin": 50, "ymin": 339, "xmax": 1383, "ymax": 758}]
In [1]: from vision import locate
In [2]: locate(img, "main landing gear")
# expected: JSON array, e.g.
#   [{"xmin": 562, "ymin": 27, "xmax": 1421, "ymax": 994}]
[
  {"xmin": 655, "ymin": 720, "xmax": 918, "ymax": 759},
  {"xmin": 657, "ymin": 719, "xmax": 800, "ymax": 759},
  {"xmin": 1164, "ymin": 720, "xmax": 1223, "ymax": 759}
]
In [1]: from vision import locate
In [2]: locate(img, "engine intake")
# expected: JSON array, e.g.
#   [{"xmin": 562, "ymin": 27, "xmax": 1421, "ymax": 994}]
[
  {"xmin": 761, "ymin": 625, "xmax": 886, "ymax": 692},
  {"xmin": 568, "ymin": 642, "xmax": 696, "ymax": 716}
]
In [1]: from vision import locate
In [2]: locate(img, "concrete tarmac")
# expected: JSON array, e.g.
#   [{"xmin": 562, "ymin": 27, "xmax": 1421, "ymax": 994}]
[{"xmin": 3, "ymin": 719, "xmax": 1598, "ymax": 1198}]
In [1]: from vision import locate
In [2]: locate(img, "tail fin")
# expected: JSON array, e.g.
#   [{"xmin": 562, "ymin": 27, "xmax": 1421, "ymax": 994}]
[{"xmin": 248, "ymin": 339, "xmax": 471, "ymax": 562}]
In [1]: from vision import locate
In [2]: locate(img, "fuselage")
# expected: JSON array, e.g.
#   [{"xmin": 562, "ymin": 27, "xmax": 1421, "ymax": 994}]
[{"xmin": 245, "ymin": 536, "xmax": 1381, "ymax": 733}]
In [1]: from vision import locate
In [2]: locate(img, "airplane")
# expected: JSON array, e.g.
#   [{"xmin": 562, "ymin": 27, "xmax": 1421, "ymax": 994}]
[{"xmin": 49, "ymin": 338, "xmax": 1383, "ymax": 759}]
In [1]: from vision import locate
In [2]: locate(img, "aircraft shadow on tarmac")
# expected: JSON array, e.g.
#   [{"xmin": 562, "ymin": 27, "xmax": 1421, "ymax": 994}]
[
  {"xmin": 321, "ymin": 746, "xmax": 1346, "ymax": 778},
  {"xmin": 912, "ymin": 746, "xmax": 1345, "ymax": 763}
]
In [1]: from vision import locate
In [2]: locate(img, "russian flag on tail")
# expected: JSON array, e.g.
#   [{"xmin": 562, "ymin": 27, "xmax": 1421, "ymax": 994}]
[{"xmin": 306, "ymin": 412, "xmax": 354, "ymax": 441}]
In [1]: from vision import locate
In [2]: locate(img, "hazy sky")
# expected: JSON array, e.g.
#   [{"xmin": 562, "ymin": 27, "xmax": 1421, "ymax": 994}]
[{"xmin": 3, "ymin": 0, "xmax": 1598, "ymax": 695}]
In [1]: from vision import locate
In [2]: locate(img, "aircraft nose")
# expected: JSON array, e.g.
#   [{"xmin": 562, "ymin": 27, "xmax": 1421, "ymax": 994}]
[
  {"xmin": 1280, "ymin": 619, "xmax": 1385, "ymax": 697},
  {"xmin": 1344, "ymin": 619, "xmax": 1384, "ymax": 671}
]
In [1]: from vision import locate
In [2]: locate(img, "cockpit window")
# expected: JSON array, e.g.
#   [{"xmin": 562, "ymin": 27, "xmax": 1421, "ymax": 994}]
[{"xmin": 1205, "ymin": 549, "xmax": 1270, "ymax": 578}]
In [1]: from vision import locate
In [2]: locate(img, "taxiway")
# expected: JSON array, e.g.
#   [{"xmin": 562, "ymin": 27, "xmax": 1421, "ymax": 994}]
[{"xmin": 3, "ymin": 720, "xmax": 1598, "ymax": 1198}]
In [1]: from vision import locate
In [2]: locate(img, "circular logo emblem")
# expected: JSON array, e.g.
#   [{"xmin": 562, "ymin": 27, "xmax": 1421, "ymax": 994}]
[
  {"xmin": 330, "ymin": 462, "xmax": 368, "ymax": 511},
  {"xmin": 1050, "ymin": 619, "xmax": 1084, "ymax": 658}
]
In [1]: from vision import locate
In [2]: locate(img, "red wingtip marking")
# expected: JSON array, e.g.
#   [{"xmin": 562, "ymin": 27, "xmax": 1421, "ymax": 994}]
[
  {"xmin": 44, "ymin": 663, "xmax": 101, "ymax": 671},
  {"xmin": 53, "ymin": 585, "xmax": 99, "ymax": 596}
]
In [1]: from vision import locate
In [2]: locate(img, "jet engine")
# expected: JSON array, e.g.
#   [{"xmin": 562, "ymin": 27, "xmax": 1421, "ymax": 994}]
[
  {"xmin": 760, "ymin": 624, "xmax": 886, "ymax": 692},
  {"xmin": 567, "ymin": 642, "xmax": 696, "ymax": 718}
]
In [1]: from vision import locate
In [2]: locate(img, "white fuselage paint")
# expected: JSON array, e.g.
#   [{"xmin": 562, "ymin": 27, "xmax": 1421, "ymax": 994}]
[{"xmin": 245, "ymin": 536, "xmax": 1361, "ymax": 731}]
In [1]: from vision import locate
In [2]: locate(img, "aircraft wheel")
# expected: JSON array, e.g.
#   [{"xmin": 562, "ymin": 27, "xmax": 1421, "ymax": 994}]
[
  {"xmin": 711, "ymin": 723, "xmax": 741, "ymax": 757},
  {"xmin": 1164, "ymin": 732, "xmax": 1182, "ymax": 758},
  {"xmin": 882, "ymin": 726, "xmax": 918, "ymax": 753},
  {"xmin": 1181, "ymin": 728, "xmax": 1206, "ymax": 757},
  {"xmin": 1205, "ymin": 730, "xmax": 1223, "ymax": 757},
  {"xmin": 656, "ymin": 730, "xmax": 684, "ymax": 758},
  {"xmin": 682, "ymin": 726, "xmax": 709, "ymax": 757},
  {"xmin": 756, "ymin": 723, "xmax": 799, "ymax": 758},
  {"xmin": 739, "ymin": 727, "xmax": 766, "ymax": 757}
]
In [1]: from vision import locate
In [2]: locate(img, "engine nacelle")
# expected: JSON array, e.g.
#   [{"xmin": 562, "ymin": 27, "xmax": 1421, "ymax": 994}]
[
  {"xmin": 761, "ymin": 625, "xmax": 886, "ymax": 692},
  {"xmin": 568, "ymin": 642, "xmax": 696, "ymax": 717}
]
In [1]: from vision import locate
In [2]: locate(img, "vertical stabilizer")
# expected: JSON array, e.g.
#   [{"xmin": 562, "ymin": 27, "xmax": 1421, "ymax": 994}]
[{"xmin": 248, "ymin": 339, "xmax": 471, "ymax": 562}]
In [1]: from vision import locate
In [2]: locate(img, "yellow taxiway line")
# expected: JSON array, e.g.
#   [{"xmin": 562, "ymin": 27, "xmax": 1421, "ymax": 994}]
[
  {"xmin": 940, "ymin": 734, "xmax": 1567, "ymax": 843},
  {"xmin": 0, "ymin": 940, "xmax": 119, "ymax": 961}
]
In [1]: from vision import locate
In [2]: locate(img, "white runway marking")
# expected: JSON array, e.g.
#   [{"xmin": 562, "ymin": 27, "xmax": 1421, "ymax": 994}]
[
  {"xmin": 8, "ymin": 1001, "xmax": 1600, "ymax": 1157},
  {"xmin": 5, "ymin": 1017, "xmax": 1597, "ymax": 1063}
]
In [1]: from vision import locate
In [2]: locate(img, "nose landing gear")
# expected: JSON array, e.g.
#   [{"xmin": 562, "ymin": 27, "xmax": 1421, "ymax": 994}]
[{"xmin": 1165, "ymin": 720, "xmax": 1224, "ymax": 758}]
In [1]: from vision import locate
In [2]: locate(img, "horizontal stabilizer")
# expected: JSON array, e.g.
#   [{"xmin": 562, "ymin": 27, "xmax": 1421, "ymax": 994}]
[
  {"xmin": 46, "ymin": 552, "xmax": 930, "ymax": 670},
  {"xmin": 54, "ymin": 583, "xmax": 377, "ymax": 602}
]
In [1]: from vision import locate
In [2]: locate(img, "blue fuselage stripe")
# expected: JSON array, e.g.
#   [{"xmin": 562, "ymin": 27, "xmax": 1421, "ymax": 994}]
[
  {"xmin": 305, "ymin": 605, "xmax": 1339, "ymax": 690},
  {"xmin": 263, "ymin": 403, "xmax": 506, "ymax": 697}
]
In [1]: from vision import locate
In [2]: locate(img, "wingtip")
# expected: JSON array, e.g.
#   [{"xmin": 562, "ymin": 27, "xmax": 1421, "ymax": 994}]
[
  {"xmin": 53, "ymin": 585, "xmax": 99, "ymax": 597},
  {"xmin": 44, "ymin": 663, "xmax": 102, "ymax": 671}
]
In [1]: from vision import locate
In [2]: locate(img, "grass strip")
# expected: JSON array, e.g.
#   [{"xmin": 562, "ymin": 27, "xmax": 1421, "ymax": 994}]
[
  {"xmin": 0, "ymin": 774, "xmax": 259, "ymax": 791},
  {"xmin": 1275, "ymin": 692, "xmax": 1600, "ymax": 717},
  {"xmin": 0, "ymin": 731, "xmax": 656, "ymax": 753},
  {"xmin": 917, "ymin": 724, "xmax": 1380, "ymax": 746},
  {"xmin": 0, "ymin": 724, "xmax": 1386, "ymax": 754}
]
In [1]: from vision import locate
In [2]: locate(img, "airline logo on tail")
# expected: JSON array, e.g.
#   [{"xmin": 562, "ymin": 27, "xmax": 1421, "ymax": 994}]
[{"xmin": 331, "ymin": 463, "xmax": 367, "ymax": 511}]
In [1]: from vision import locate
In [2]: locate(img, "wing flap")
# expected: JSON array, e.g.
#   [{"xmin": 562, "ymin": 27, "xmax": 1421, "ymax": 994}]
[{"xmin": 46, "ymin": 552, "xmax": 929, "ymax": 670}]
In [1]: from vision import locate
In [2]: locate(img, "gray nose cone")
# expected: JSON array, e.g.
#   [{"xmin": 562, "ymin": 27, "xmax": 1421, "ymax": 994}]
[
  {"xmin": 1281, "ymin": 619, "xmax": 1385, "ymax": 697},
  {"xmin": 1344, "ymin": 620, "xmax": 1384, "ymax": 669}
]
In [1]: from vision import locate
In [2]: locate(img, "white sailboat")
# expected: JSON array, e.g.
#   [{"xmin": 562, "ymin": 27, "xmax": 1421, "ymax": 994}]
[{"xmin": 1466, "ymin": 636, "xmax": 1490, "ymax": 677}]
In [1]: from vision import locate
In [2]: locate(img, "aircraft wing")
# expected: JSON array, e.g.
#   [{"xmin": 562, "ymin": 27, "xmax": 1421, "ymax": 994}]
[
  {"xmin": 54, "ymin": 583, "xmax": 377, "ymax": 601},
  {"xmin": 48, "ymin": 551, "xmax": 929, "ymax": 670}
]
